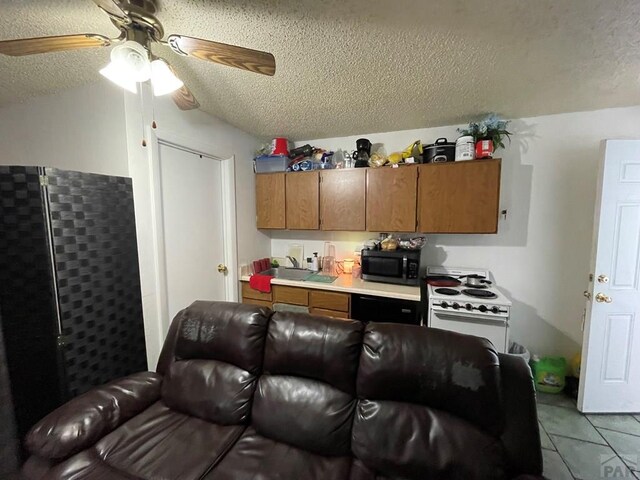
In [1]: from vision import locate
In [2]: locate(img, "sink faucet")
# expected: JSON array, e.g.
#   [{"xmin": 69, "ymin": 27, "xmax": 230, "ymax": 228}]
[{"xmin": 286, "ymin": 256, "xmax": 300, "ymax": 268}]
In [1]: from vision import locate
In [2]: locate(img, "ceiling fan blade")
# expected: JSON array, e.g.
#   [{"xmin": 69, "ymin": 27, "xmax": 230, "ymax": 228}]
[
  {"xmin": 171, "ymin": 82, "xmax": 200, "ymax": 111},
  {"xmin": 0, "ymin": 34, "xmax": 111, "ymax": 56},
  {"xmin": 167, "ymin": 35, "xmax": 275, "ymax": 76},
  {"xmin": 163, "ymin": 62, "xmax": 199, "ymax": 110},
  {"xmin": 92, "ymin": 0, "xmax": 129, "ymax": 21}
]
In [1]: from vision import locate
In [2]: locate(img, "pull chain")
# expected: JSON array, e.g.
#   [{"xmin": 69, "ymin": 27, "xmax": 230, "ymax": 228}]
[
  {"xmin": 140, "ymin": 84, "xmax": 147, "ymax": 147},
  {"xmin": 151, "ymin": 94, "xmax": 157, "ymax": 129}
]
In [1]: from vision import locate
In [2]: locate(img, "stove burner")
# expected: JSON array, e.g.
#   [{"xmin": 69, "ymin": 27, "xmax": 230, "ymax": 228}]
[
  {"xmin": 464, "ymin": 283, "xmax": 488, "ymax": 289},
  {"xmin": 434, "ymin": 288, "xmax": 460, "ymax": 296},
  {"xmin": 462, "ymin": 289, "xmax": 498, "ymax": 299}
]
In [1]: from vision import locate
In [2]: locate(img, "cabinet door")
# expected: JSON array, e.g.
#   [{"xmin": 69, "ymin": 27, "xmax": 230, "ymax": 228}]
[
  {"xmin": 256, "ymin": 173, "xmax": 285, "ymax": 229},
  {"xmin": 366, "ymin": 166, "xmax": 417, "ymax": 232},
  {"xmin": 273, "ymin": 285, "xmax": 309, "ymax": 306},
  {"xmin": 320, "ymin": 169, "xmax": 366, "ymax": 231},
  {"xmin": 417, "ymin": 159, "xmax": 501, "ymax": 233},
  {"xmin": 286, "ymin": 171, "xmax": 319, "ymax": 229},
  {"xmin": 309, "ymin": 290, "xmax": 350, "ymax": 312},
  {"xmin": 309, "ymin": 307, "xmax": 350, "ymax": 319}
]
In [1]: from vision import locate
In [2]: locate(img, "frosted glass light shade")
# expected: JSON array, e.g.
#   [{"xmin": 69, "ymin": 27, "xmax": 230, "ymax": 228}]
[
  {"xmin": 110, "ymin": 41, "xmax": 151, "ymax": 82},
  {"xmin": 99, "ymin": 61, "xmax": 137, "ymax": 93},
  {"xmin": 151, "ymin": 59, "xmax": 183, "ymax": 96}
]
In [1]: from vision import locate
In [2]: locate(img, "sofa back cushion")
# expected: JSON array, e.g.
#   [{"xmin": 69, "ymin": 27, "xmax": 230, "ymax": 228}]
[
  {"xmin": 160, "ymin": 301, "xmax": 270, "ymax": 424},
  {"xmin": 252, "ymin": 312, "xmax": 363, "ymax": 456},
  {"xmin": 353, "ymin": 324, "xmax": 506, "ymax": 480},
  {"xmin": 357, "ymin": 323, "xmax": 503, "ymax": 434},
  {"xmin": 352, "ymin": 399, "xmax": 506, "ymax": 480},
  {"xmin": 172, "ymin": 301, "xmax": 270, "ymax": 374}
]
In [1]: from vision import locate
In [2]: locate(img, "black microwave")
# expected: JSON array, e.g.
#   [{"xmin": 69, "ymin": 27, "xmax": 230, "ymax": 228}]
[{"xmin": 361, "ymin": 249, "xmax": 421, "ymax": 286}]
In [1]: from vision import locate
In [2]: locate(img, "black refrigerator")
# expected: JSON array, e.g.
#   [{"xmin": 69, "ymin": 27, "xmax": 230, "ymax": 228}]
[{"xmin": 0, "ymin": 166, "xmax": 147, "ymax": 445}]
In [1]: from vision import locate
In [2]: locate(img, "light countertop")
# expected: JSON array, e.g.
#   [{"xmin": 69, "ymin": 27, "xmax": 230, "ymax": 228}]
[{"xmin": 240, "ymin": 274, "xmax": 421, "ymax": 302}]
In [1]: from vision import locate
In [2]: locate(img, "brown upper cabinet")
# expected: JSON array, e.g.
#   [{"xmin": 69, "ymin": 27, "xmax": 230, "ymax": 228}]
[
  {"xmin": 366, "ymin": 166, "xmax": 418, "ymax": 232},
  {"xmin": 285, "ymin": 171, "xmax": 319, "ymax": 229},
  {"xmin": 417, "ymin": 159, "xmax": 501, "ymax": 233},
  {"xmin": 320, "ymin": 169, "xmax": 366, "ymax": 231},
  {"xmin": 255, "ymin": 159, "xmax": 501, "ymax": 233},
  {"xmin": 255, "ymin": 172, "xmax": 285, "ymax": 229}
]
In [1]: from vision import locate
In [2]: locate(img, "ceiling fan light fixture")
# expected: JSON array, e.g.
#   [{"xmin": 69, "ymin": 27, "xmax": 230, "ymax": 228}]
[
  {"xmin": 110, "ymin": 40, "xmax": 151, "ymax": 82},
  {"xmin": 150, "ymin": 59, "xmax": 183, "ymax": 96},
  {"xmin": 99, "ymin": 61, "xmax": 138, "ymax": 93}
]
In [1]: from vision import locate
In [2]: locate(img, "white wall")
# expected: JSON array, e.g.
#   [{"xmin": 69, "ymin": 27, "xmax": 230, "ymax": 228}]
[
  {"xmin": 273, "ymin": 106, "xmax": 640, "ymax": 357},
  {"xmin": 0, "ymin": 82, "xmax": 128, "ymax": 175},
  {"xmin": 123, "ymin": 84, "xmax": 269, "ymax": 369},
  {"xmin": 0, "ymin": 81, "xmax": 269, "ymax": 370}
]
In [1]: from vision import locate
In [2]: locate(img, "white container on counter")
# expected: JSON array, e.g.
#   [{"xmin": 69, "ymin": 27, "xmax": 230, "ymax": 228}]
[{"xmin": 455, "ymin": 136, "xmax": 475, "ymax": 161}]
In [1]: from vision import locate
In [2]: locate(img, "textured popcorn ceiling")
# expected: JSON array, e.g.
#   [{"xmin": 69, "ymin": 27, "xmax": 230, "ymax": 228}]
[{"xmin": 1, "ymin": 0, "xmax": 640, "ymax": 140}]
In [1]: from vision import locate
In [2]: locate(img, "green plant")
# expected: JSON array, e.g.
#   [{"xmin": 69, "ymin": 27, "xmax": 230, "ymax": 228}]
[{"xmin": 457, "ymin": 113, "xmax": 512, "ymax": 150}]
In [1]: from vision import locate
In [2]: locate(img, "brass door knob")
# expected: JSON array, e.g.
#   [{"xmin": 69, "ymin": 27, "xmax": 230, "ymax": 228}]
[
  {"xmin": 595, "ymin": 292, "xmax": 612, "ymax": 303},
  {"xmin": 217, "ymin": 264, "xmax": 228, "ymax": 274},
  {"xmin": 597, "ymin": 274, "xmax": 609, "ymax": 284}
]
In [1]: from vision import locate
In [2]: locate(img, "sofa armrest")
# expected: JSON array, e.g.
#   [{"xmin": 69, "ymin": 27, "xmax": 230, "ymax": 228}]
[
  {"xmin": 25, "ymin": 371, "xmax": 162, "ymax": 461},
  {"xmin": 498, "ymin": 354, "xmax": 543, "ymax": 477}
]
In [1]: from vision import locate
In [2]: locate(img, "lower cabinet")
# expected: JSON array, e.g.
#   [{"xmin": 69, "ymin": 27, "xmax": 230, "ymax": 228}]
[{"xmin": 241, "ymin": 282, "xmax": 351, "ymax": 319}]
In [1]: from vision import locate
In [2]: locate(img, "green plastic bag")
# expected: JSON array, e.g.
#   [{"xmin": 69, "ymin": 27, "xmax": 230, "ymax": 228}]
[{"xmin": 531, "ymin": 356, "xmax": 566, "ymax": 393}]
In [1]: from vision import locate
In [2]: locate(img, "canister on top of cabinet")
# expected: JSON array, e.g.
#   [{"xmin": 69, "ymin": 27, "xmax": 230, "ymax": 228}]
[{"xmin": 455, "ymin": 136, "xmax": 475, "ymax": 161}]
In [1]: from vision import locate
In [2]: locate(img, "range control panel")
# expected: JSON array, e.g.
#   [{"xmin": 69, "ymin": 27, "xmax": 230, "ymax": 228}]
[{"xmin": 430, "ymin": 300, "xmax": 510, "ymax": 318}]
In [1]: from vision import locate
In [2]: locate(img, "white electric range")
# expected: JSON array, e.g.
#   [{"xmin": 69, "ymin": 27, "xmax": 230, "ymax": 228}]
[{"xmin": 424, "ymin": 266, "xmax": 512, "ymax": 353}]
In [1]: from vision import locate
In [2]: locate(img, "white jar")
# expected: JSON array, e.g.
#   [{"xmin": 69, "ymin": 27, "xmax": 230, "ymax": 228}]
[{"xmin": 455, "ymin": 136, "xmax": 475, "ymax": 161}]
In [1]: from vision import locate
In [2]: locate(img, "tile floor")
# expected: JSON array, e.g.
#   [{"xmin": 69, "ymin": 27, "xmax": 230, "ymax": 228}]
[{"xmin": 537, "ymin": 392, "xmax": 640, "ymax": 479}]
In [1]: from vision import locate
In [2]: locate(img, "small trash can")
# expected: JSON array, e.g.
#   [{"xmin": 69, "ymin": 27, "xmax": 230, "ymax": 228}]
[{"xmin": 508, "ymin": 342, "xmax": 531, "ymax": 364}]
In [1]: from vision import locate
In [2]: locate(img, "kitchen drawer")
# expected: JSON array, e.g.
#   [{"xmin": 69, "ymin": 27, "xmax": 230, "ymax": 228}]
[
  {"xmin": 310, "ymin": 307, "xmax": 350, "ymax": 320},
  {"xmin": 273, "ymin": 285, "xmax": 309, "ymax": 306},
  {"xmin": 242, "ymin": 297, "xmax": 272, "ymax": 309},
  {"xmin": 241, "ymin": 282, "xmax": 273, "ymax": 302},
  {"xmin": 309, "ymin": 290, "xmax": 350, "ymax": 313}
]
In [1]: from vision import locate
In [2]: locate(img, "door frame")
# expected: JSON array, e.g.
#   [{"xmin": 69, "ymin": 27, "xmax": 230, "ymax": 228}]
[{"xmin": 147, "ymin": 127, "xmax": 239, "ymax": 329}]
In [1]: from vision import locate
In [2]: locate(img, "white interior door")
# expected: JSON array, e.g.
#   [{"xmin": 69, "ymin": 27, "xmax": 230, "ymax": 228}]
[
  {"xmin": 579, "ymin": 140, "xmax": 640, "ymax": 413},
  {"xmin": 158, "ymin": 143, "xmax": 226, "ymax": 321}
]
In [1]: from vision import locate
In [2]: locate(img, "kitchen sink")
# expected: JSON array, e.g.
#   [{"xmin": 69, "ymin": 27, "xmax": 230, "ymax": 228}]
[{"xmin": 259, "ymin": 267, "xmax": 312, "ymax": 281}]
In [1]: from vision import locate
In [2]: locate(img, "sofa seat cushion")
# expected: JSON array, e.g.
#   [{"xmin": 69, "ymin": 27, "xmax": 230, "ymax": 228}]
[
  {"xmin": 28, "ymin": 450, "xmax": 139, "ymax": 480},
  {"xmin": 206, "ymin": 426, "xmax": 353, "ymax": 480},
  {"xmin": 45, "ymin": 401, "xmax": 244, "ymax": 479}
]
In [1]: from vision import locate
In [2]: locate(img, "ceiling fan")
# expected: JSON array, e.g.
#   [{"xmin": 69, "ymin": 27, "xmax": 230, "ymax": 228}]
[{"xmin": 0, "ymin": 0, "xmax": 276, "ymax": 110}]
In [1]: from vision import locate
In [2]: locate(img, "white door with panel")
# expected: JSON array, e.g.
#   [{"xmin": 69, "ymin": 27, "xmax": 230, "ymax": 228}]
[
  {"xmin": 579, "ymin": 140, "xmax": 640, "ymax": 413},
  {"xmin": 158, "ymin": 143, "xmax": 226, "ymax": 321}
]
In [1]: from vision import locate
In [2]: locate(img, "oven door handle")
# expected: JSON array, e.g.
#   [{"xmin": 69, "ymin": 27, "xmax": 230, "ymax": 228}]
[{"xmin": 432, "ymin": 312, "xmax": 507, "ymax": 326}]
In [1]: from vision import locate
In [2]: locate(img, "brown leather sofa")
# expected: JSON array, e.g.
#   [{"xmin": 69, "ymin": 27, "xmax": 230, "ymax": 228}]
[{"xmin": 22, "ymin": 301, "xmax": 543, "ymax": 480}]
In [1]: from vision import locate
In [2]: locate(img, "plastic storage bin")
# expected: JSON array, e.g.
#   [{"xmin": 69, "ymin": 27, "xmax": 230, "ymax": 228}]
[
  {"xmin": 531, "ymin": 356, "xmax": 567, "ymax": 394},
  {"xmin": 254, "ymin": 155, "xmax": 289, "ymax": 173}
]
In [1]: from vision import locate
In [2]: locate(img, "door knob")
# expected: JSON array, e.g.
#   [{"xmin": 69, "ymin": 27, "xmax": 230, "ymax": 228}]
[
  {"xmin": 597, "ymin": 274, "xmax": 609, "ymax": 284},
  {"xmin": 217, "ymin": 264, "xmax": 228, "ymax": 274},
  {"xmin": 595, "ymin": 292, "xmax": 612, "ymax": 303},
  {"xmin": 583, "ymin": 291, "xmax": 592, "ymax": 300}
]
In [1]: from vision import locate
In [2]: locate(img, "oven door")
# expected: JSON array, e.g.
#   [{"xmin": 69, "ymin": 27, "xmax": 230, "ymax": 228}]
[{"xmin": 428, "ymin": 310, "xmax": 508, "ymax": 353}]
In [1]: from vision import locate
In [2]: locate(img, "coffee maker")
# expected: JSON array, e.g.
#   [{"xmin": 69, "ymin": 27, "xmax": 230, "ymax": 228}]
[{"xmin": 352, "ymin": 138, "xmax": 372, "ymax": 168}]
